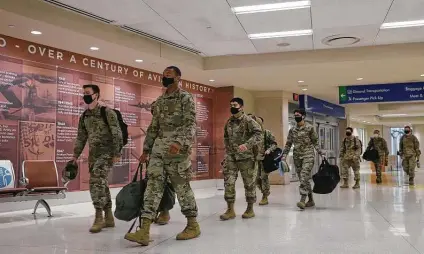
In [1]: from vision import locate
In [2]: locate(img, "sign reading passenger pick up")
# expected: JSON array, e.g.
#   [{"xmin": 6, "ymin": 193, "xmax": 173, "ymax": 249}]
[{"xmin": 339, "ymin": 82, "xmax": 424, "ymax": 104}]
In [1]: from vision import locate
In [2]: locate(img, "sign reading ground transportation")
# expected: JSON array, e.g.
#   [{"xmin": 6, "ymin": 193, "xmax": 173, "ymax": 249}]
[
  {"xmin": 299, "ymin": 95, "xmax": 345, "ymax": 119},
  {"xmin": 339, "ymin": 82, "xmax": 424, "ymax": 104}
]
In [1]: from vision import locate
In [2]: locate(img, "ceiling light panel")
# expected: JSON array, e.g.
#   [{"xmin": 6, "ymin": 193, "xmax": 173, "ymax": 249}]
[
  {"xmin": 232, "ymin": 1, "xmax": 311, "ymax": 15},
  {"xmin": 236, "ymin": 5, "xmax": 311, "ymax": 35},
  {"xmin": 249, "ymin": 29, "xmax": 312, "ymax": 39},
  {"xmin": 381, "ymin": 20, "xmax": 424, "ymax": 29}
]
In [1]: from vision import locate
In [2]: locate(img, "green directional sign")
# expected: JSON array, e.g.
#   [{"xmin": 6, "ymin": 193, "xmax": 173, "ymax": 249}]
[{"xmin": 339, "ymin": 86, "xmax": 347, "ymax": 104}]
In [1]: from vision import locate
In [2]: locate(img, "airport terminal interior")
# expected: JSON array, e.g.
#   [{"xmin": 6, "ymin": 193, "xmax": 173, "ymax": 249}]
[{"xmin": 1, "ymin": 0, "xmax": 424, "ymax": 253}]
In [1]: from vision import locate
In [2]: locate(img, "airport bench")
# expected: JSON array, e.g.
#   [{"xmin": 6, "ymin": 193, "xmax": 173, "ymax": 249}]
[{"xmin": 0, "ymin": 160, "xmax": 67, "ymax": 217}]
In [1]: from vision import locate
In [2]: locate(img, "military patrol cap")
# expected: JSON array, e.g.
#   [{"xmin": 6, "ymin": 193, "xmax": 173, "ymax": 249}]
[{"xmin": 62, "ymin": 160, "xmax": 78, "ymax": 183}]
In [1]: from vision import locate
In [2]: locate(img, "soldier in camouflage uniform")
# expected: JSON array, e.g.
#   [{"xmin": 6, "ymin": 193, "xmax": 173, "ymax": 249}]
[
  {"xmin": 73, "ymin": 84, "xmax": 123, "ymax": 233},
  {"xmin": 251, "ymin": 116, "xmax": 277, "ymax": 205},
  {"xmin": 282, "ymin": 109, "xmax": 322, "ymax": 210},
  {"xmin": 367, "ymin": 130, "xmax": 389, "ymax": 184},
  {"xmin": 125, "ymin": 66, "xmax": 200, "ymax": 246},
  {"xmin": 399, "ymin": 126, "xmax": 421, "ymax": 185},
  {"xmin": 148, "ymin": 100, "xmax": 176, "ymax": 225},
  {"xmin": 220, "ymin": 98, "xmax": 263, "ymax": 220},
  {"xmin": 339, "ymin": 127, "xmax": 362, "ymax": 189}
]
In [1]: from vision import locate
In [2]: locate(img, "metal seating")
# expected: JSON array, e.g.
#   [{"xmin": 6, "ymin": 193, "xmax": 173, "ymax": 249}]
[{"xmin": 0, "ymin": 160, "xmax": 67, "ymax": 218}]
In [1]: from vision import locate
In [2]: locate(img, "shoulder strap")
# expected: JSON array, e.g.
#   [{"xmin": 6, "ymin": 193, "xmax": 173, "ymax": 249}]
[{"xmin": 100, "ymin": 106, "xmax": 109, "ymax": 126}]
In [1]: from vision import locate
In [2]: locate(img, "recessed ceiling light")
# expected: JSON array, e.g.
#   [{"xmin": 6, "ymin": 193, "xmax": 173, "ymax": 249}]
[
  {"xmin": 381, "ymin": 20, "xmax": 424, "ymax": 29},
  {"xmin": 135, "ymin": 59, "xmax": 143, "ymax": 63},
  {"xmin": 232, "ymin": 1, "xmax": 311, "ymax": 14},
  {"xmin": 421, "ymin": 74, "xmax": 424, "ymax": 77},
  {"xmin": 357, "ymin": 77, "xmax": 363, "ymax": 81},
  {"xmin": 15, "ymin": 45, "xmax": 19, "ymax": 48},
  {"xmin": 8, "ymin": 25, "xmax": 15, "ymax": 28},
  {"xmin": 363, "ymin": 121, "xmax": 367, "ymax": 123},
  {"xmin": 31, "ymin": 30, "xmax": 42, "ymax": 35},
  {"xmin": 298, "ymin": 80, "xmax": 305, "ymax": 83},
  {"xmin": 90, "ymin": 46, "xmax": 99, "ymax": 51},
  {"xmin": 209, "ymin": 79, "xmax": 215, "ymax": 82},
  {"xmin": 302, "ymin": 88, "xmax": 308, "ymax": 91},
  {"xmin": 248, "ymin": 29, "xmax": 312, "ymax": 39}
]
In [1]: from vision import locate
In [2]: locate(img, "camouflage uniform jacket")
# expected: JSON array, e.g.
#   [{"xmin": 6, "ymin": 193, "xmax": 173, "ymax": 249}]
[
  {"xmin": 400, "ymin": 134, "xmax": 421, "ymax": 158},
  {"xmin": 367, "ymin": 137, "xmax": 389, "ymax": 159},
  {"xmin": 224, "ymin": 113, "xmax": 263, "ymax": 161},
  {"xmin": 143, "ymin": 89, "xmax": 196, "ymax": 160},
  {"xmin": 256, "ymin": 129, "xmax": 278, "ymax": 161},
  {"xmin": 73, "ymin": 104, "xmax": 123, "ymax": 160},
  {"xmin": 340, "ymin": 136, "xmax": 362, "ymax": 160},
  {"xmin": 282, "ymin": 123, "xmax": 321, "ymax": 159}
]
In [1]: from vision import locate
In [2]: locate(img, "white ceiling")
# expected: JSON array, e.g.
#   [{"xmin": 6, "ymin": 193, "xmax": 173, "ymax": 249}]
[
  {"xmin": 47, "ymin": 0, "xmax": 424, "ymax": 56},
  {"xmin": 2, "ymin": 0, "xmax": 424, "ymax": 126}
]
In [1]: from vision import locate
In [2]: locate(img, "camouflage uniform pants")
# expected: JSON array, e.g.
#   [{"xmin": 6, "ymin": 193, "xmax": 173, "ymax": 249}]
[
  {"xmin": 141, "ymin": 155, "xmax": 197, "ymax": 221},
  {"xmin": 340, "ymin": 158, "xmax": 360, "ymax": 181},
  {"xmin": 294, "ymin": 156, "xmax": 315, "ymax": 196},
  {"xmin": 402, "ymin": 156, "xmax": 417, "ymax": 177},
  {"xmin": 256, "ymin": 161, "xmax": 270, "ymax": 196},
  {"xmin": 89, "ymin": 155, "xmax": 113, "ymax": 209},
  {"xmin": 224, "ymin": 158, "xmax": 257, "ymax": 203},
  {"xmin": 373, "ymin": 156, "xmax": 385, "ymax": 178}
]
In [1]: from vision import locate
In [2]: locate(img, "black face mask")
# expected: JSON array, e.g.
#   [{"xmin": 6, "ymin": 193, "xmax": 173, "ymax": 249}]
[
  {"xmin": 83, "ymin": 94, "xmax": 95, "ymax": 104},
  {"xmin": 230, "ymin": 107, "xmax": 240, "ymax": 115},
  {"xmin": 294, "ymin": 116, "xmax": 303, "ymax": 123},
  {"xmin": 162, "ymin": 77, "xmax": 175, "ymax": 87},
  {"xmin": 346, "ymin": 132, "xmax": 352, "ymax": 136},
  {"xmin": 405, "ymin": 130, "xmax": 410, "ymax": 134}
]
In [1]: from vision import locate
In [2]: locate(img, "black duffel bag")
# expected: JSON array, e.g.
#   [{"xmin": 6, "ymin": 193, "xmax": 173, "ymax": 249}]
[
  {"xmin": 363, "ymin": 138, "xmax": 379, "ymax": 162},
  {"xmin": 114, "ymin": 163, "xmax": 146, "ymax": 222},
  {"xmin": 312, "ymin": 158, "xmax": 340, "ymax": 194},
  {"xmin": 115, "ymin": 163, "xmax": 176, "ymax": 223},
  {"xmin": 263, "ymin": 147, "xmax": 283, "ymax": 173}
]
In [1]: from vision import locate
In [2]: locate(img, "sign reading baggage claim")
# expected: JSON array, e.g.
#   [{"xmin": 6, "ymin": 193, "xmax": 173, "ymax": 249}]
[{"xmin": 339, "ymin": 82, "xmax": 424, "ymax": 104}]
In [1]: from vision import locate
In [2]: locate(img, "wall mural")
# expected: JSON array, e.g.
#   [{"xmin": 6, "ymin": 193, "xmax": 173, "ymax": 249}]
[{"xmin": 0, "ymin": 34, "xmax": 226, "ymax": 191}]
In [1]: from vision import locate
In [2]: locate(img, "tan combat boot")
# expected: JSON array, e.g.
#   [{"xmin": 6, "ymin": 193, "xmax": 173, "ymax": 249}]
[
  {"xmin": 220, "ymin": 202, "xmax": 236, "ymax": 221},
  {"xmin": 297, "ymin": 195, "xmax": 307, "ymax": 210},
  {"xmin": 124, "ymin": 218, "xmax": 152, "ymax": 246},
  {"xmin": 104, "ymin": 208, "xmax": 115, "ymax": 228},
  {"xmin": 155, "ymin": 210, "xmax": 171, "ymax": 225},
  {"xmin": 242, "ymin": 203, "xmax": 255, "ymax": 219},
  {"xmin": 258, "ymin": 194, "xmax": 269, "ymax": 206},
  {"xmin": 176, "ymin": 217, "xmax": 201, "ymax": 240},
  {"xmin": 352, "ymin": 179, "xmax": 360, "ymax": 189},
  {"xmin": 89, "ymin": 209, "xmax": 105, "ymax": 233},
  {"xmin": 340, "ymin": 178, "xmax": 349, "ymax": 188},
  {"xmin": 305, "ymin": 193, "xmax": 315, "ymax": 208}
]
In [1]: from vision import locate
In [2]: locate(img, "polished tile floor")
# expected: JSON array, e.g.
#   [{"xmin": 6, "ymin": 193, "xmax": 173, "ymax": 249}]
[{"xmin": 1, "ymin": 167, "xmax": 424, "ymax": 253}]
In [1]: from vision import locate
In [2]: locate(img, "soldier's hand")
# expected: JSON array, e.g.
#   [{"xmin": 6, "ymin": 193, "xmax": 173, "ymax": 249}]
[
  {"xmin": 113, "ymin": 156, "xmax": 120, "ymax": 163},
  {"xmin": 139, "ymin": 153, "xmax": 149, "ymax": 163},
  {"xmin": 169, "ymin": 143, "xmax": 181, "ymax": 155},
  {"xmin": 264, "ymin": 149, "xmax": 271, "ymax": 155},
  {"xmin": 282, "ymin": 156, "xmax": 287, "ymax": 161},
  {"xmin": 238, "ymin": 144, "xmax": 248, "ymax": 152}
]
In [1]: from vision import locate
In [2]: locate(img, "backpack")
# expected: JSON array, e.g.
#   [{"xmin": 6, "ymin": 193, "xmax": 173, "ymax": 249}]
[
  {"xmin": 343, "ymin": 137, "xmax": 363, "ymax": 155},
  {"xmin": 83, "ymin": 106, "xmax": 128, "ymax": 148}
]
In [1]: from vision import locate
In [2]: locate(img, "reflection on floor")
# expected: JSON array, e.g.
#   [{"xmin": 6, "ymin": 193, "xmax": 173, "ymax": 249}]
[{"xmin": 1, "ymin": 168, "xmax": 424, "ymax": 253}]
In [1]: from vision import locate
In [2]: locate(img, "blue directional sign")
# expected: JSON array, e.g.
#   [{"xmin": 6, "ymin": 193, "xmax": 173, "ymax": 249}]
[
  {"xmin": 339, "ymin": 82, "xmax": 424, "ymax": 104},
  {"xmin": 299, "ymin": 95, "xmax": 345, "ymax": 119}
]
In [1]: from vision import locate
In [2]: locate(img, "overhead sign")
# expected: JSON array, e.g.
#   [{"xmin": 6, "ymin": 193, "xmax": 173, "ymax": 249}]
[
  {"xmin": 299, "ymin": 95, "xmax": 345, "ymax": 119},
  {"xmin": 339, "ymin": 82, "xmax": 424, "ymax": 104}
]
